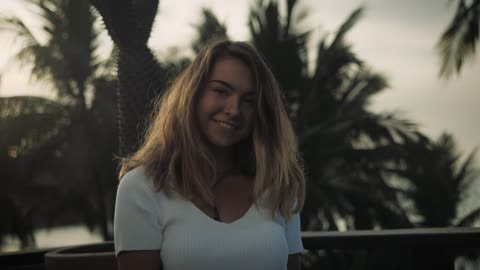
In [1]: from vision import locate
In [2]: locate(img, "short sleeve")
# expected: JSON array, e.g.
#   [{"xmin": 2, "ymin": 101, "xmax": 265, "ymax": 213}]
[
  {"xmin": 285, "ymin": 212, "xmax": 304, "ymax": 254},
  {"xmin": 114, "ymin": 168, "xmax": 163, "ymax": 256}
]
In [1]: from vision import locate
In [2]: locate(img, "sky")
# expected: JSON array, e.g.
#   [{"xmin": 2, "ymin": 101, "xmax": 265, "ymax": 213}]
[{"xmin": 0, "ymin": 0, "xmax": 479, "ymax": 211}]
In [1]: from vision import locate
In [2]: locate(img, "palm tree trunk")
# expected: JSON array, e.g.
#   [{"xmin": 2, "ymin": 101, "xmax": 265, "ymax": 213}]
[
  {"xmin": 117, "ymin": 46, "xmax": 164, "ymax": 155},
  {"xmin": 90, "ymin": 0, "xmax": 164, "ymax": 155}
]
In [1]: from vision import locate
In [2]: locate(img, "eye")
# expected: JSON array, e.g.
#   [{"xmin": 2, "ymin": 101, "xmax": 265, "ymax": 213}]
[{"xmin": 213, "ymin": 88, "xmax": 228, "ymax": 95}]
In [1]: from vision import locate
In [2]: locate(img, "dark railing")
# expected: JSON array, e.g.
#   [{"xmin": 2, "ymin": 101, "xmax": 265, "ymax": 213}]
[
  {"xmin": 1, "ymin": 227, "xmax": 479, "ymax": 270},
  {"xmin": 302, "ymin": 227, "xmax": 480, "ymax": 248},
  {"xmin": 302, "ymin": 227, "xmax": 480, "ymax": 270}
]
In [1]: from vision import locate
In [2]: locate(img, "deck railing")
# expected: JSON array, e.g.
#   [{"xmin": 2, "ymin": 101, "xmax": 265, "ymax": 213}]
[{"xmin": 1, "ymin": 227, "xmax": 479, "ymax": 270}]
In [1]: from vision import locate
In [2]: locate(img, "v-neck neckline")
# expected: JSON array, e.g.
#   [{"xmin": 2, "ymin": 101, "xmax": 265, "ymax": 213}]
[{"xmin": 187, "ymin": 200, "xmax": 255, "ymax": 225}]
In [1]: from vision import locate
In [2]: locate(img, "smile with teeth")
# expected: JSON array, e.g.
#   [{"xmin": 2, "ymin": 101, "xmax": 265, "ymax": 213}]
[{"xmin": 214, "ymin": 120, "xmax": 236, "ymax": 129}]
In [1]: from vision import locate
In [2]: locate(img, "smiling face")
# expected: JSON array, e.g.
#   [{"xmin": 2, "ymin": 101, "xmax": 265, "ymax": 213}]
[{"xmin": 196, "ymin": 56, "xmax": 256, "ymax": 151}]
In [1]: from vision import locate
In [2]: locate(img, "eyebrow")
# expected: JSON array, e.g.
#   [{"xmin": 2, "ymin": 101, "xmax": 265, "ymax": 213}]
[{"xmin": 209, "ymin": 79, "xmax": 255, "ymax": 96}]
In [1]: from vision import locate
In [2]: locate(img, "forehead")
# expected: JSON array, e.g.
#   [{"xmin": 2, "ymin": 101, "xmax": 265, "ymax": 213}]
[{"xmin": 208, "ymin": 56, "xmax": 256, "ymax": 95}]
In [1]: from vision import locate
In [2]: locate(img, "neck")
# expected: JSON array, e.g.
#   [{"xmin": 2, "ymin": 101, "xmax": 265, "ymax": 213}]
[{"xmin": 211, "ymin": 146, "xmax": 234, "ymax": 175}]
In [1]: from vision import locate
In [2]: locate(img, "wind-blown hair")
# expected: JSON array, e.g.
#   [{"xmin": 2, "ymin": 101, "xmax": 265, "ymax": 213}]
[{"xmin": 119, "ymin": 40, "xmax": 305, "ymax": 220}]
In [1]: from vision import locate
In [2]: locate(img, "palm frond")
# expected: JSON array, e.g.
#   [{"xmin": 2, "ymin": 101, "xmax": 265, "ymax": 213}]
[
  {"xmin": 456, "ymin": 206, "xmax": 480, "ymax": 226},
  {"xmin": 331, "ymin": 6, "xmax": 364, "ymax": 48},
  {"xmin": 455, "ymin": 147, "xmax": 479, "ymax": 197},
  {"xmin": 192, "ymin": 8, "xmax": 229, "ymax": 53},
  {"xmin": 0, "ymin": 96, "xmax": 69, "ymax": 154},
  {"xmin": 0, "ymin": 16, "xmax": 50, "ymax": 78},
  {"xmin": 338, "ymin": 69, "xmax": 388, "ymax": 110},
  {"xmin": 437, "ymin": 0, "xmax": 480, "ymax": 78},
  {"xmin": 0, "ymin": 16, "xmax": 39, "ymax": 44}
]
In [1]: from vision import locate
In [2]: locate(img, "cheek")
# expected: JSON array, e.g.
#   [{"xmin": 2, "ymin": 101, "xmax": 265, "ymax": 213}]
[
  {"xmin": 197, "ymin": 96, "xmax": 213, "ymax": 117},
  {"xmin": 199, "ymin": 93, "xmax": 223, "ymax": 114}
]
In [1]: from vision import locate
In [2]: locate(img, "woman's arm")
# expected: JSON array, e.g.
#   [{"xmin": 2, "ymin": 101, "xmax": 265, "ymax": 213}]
[
  {"xmin": 118, "ymin": 250, "xmax": 162, "ymax": 270},
  {"xmin": 287, "ymin": 253, "xmax": 301, "ymax": 270}
]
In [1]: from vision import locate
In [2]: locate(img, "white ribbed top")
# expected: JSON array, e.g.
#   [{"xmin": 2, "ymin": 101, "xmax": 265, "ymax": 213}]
[{"xmin": 114, "ymin": 167, "xmax": 304, "ymax": 270}]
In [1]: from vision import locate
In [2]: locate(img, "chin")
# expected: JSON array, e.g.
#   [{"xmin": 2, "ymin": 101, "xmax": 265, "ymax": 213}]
[
  {"xmin": 207, "ymin": 136, "xmax": 243, "ymax": 148},
  {"xmin": 210, "ymin": 140, "xmax": 236, "ymax": 148}
]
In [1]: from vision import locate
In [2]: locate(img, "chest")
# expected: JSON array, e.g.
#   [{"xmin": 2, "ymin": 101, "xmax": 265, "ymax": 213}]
[
  {"xmin": 159, "ymin": 204, "xmax": 289, "ymax": 270},
  {"xmin": 194, "ymin": 175, "xmax": 254, "ymax": 224}
]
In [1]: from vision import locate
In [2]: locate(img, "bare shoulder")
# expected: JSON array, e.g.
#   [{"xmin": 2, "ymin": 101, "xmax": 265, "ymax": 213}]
[{"xmin": 117, "ymin": 250, "xmax": 162, "ymax": 270}]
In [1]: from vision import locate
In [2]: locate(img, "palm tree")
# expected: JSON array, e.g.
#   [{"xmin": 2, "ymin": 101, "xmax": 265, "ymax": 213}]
[
  {"xmin": 249, "ymin": 0, "xmax": 422, "ymax": 232},
  {"xmin": 0, "ymin": 96, "xmax": 73, "ymax": 249},
  {"xmin": 248, "ymin": 0, "xmax": 309, "ymax": 104},
  {"xmin": 0, "ymin": 1, "xmax": 97, "ymax": 107},
  {"xmin": 0, "ymin": 0, "xmax": 118, "ymax": 244},
  {"xmin": 399, "ymin": 133, "xmax": 479, "ymax": 227},
  {"xmin": 389, "ymin": 133, "xmax": 480, "ymax": 270},
  {"xmin": 249, "ymin": 2, "xmax": 480, "ymax": 268},
  {"xmin": 192, "ymin": 8, "xmax": 229, "ymax": 54},
  {"xmin": 437, "ymin": 0, "xmax": 480, "ymax": 79},
  {"xmin": 89, "ymin": 0, "xmax": 167, "ymax": 156}
]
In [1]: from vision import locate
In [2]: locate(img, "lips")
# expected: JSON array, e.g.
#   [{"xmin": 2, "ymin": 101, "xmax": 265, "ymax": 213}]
[{"xmin": 213, "ymin": 119, "xmax": 238, "ymax": 129}]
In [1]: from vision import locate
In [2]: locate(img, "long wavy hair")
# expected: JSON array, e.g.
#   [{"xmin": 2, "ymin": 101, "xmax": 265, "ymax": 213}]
[{"xmin": 119, "ymin": 40, "xmax": 305, "ymax": 220}]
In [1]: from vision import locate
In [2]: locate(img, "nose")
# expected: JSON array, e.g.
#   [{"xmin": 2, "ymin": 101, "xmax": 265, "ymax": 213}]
[{"xmin": 224, "ymin": 95, "xmax": 240, "ymax": 116}]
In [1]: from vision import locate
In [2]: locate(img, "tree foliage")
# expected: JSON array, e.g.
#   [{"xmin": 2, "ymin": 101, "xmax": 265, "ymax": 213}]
[
  {"xmin": 249, "ymin": 1, "xmax": 427, "ymax": 231},
  {"xmin": 437, "ymin": 0, "xmax": 480, "ymax": 78},
  {"xmin": 192, "ymin": 8, "xmax": 229, "ymax": 53},
  {"xmin": 0, "ymin": 0, "xmax": 118, "ymax": 248}
]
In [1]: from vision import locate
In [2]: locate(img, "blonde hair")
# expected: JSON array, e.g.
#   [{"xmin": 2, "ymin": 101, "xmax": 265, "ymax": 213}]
[{"xmin": 119, "ymin": 40, "xmax": 305, "ymax": 220}]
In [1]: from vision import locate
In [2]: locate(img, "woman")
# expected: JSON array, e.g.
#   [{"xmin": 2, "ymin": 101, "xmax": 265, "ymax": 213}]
[{"xmin": 114, "ymin": 40, "xmax": 306, "ymax": 270}]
